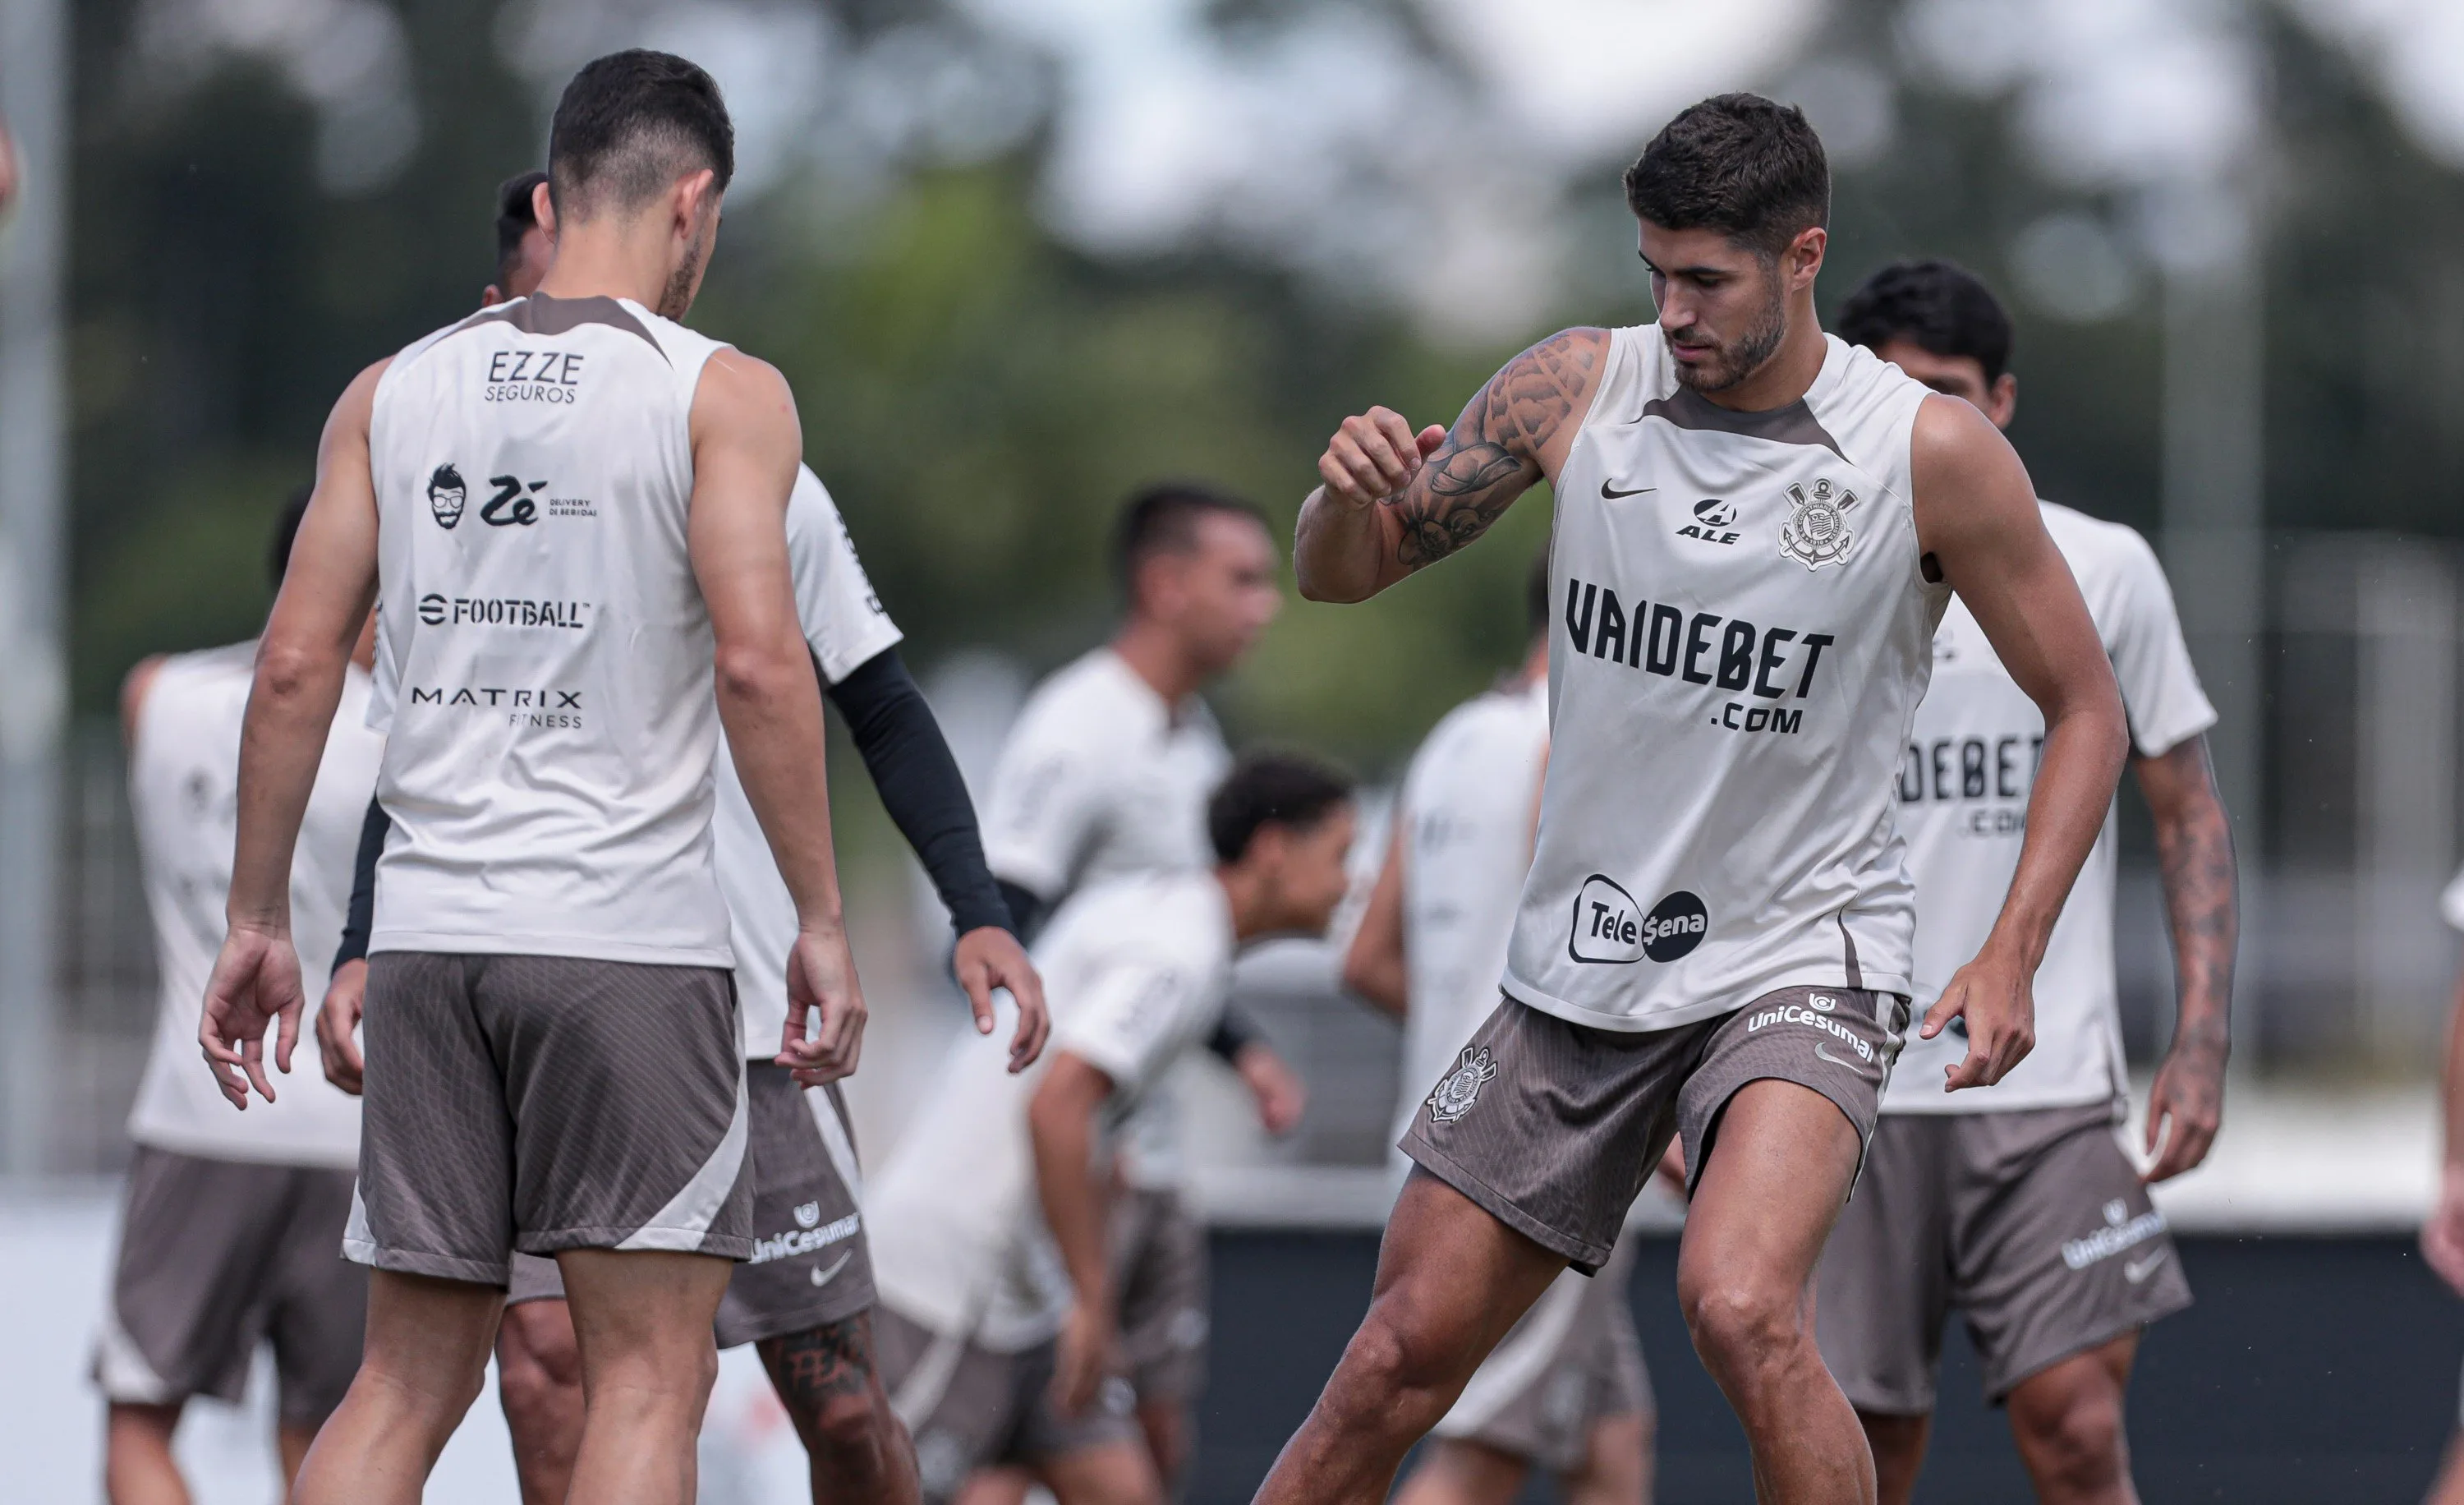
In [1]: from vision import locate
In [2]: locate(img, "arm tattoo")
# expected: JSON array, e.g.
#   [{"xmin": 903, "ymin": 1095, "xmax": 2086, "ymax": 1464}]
[
  {"xmin": 2152, "ymin": 758, "xmax": 2236, "ymax": 1063},
  {"xmin": 1389, "ymin": 328, "xmax": 1602, "ymax": 571}
]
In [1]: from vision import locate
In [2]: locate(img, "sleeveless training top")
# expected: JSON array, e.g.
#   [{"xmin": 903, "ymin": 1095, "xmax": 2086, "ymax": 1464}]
[
  {"xmin": 1393, "ymin": 677, "xmax": 1549, "ymax": 1164},
  {"xmin": 365, "ymin": 293, "xmax": 733, "ymax": 966},
  {"xmin": 1502, "ymin": 327, "xmax": 1945, "ymax": 1031},
  {"xmin": 126, "ymin": 644, "xmax": 383, "ymax": 1167}
]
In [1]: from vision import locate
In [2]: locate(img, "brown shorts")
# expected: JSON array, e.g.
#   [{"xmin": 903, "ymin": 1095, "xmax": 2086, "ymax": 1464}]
[
  {"xmin": 1815, "ymin": 1103, "xmax": 2192, "ymax": 1410},
  {"xmin": 1402, "ymin": 988, "xmax": 1907, "ymax": 1273},
  {"xmin": 875, "ymin": 1305, "xmax": 1142, "ymax": 1503},
  {"xmin": 94, "ymin": 1147, "xmax": 367, "ymax": 1425},
  {"xmin": 1110, "ymin": 1184, "xmax": 1209, "ymax": 1405},
  {"xmin": 502, "ymin": 1069, "xmax": 874, "ymax": 1346},
  {"xmin": 349, "ymin": 952, "xmax": 754, "ymax": 1284},
  {"xmin": 1431, "ymin": 1238, "xmax": 1652, "ymax": 1472}
]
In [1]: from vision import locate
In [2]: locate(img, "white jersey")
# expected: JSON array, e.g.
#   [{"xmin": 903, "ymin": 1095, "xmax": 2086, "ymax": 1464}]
[
  {"xmin": 716, "ymin": 466, "xmax": 903, "ymax": 1057},
  {"xmin": 365, "ymin": 293, "xmax": 735, "ymax": 966},
  {"xmin": 126, "ymin": 646, "xmax": 383, "ymax": 1168},
  {"xmin": 981, "ymin": 647, "xmax": 1230, "ymax": 1189},
  {"xmin": 1506, "ymin": 328, "xmax": 1944, "ymax": 1031},
  {"xmin": 867, "ymin": 872, "xmax": 1234, "ymax": 1349},
  {"xmin": 1886, "ymin": 504, "xmax": 2214, "ymax": 1114},
  {"xmin": 1393, "ymin": 677, "xmax": 1549, "ymax": 1163}
]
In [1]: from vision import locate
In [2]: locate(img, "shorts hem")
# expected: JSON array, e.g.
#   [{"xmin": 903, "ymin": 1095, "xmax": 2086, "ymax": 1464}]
[
  {"xmin": 1837, "ymin": 1383, "xmax": 1938, "ymax": 1418},
  {"xmin": 713, "ymin": 1284, "xmax": 877, "ymax": 1351},
  {"xmin": 342, "ymin": 1239, "xmax": 509, "ymax": 1286},
  {"xmin": 1404, "ymin": 1139, "xmax": 1608, "ymax": 1275},
  {"xmin": 1687, "ymin": 1069, "xmax": 1872, "ymax": 1196},
  {"xmin": 517, "ymin": 1228, "xmax": 754, "ymax": 1260},
  {"xmin": 1984, "ymin": 1291, "xmax": 2192, "ymax": 1405}
]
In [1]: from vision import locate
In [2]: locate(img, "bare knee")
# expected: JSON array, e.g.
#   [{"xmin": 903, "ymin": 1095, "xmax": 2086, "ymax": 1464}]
[
  {"xmin": 1333, "ymin": 1305, "xmax": 1475, "ymax": 1429},
  {"xmin": 1679, "ymin": 1273, "xmax": 1805, "ymax": 1388},
  {"xmin": 2010, "ymin": 1381, "xmax": 2126, "ymax": 1494},
  {"xmin": 497, "ymin": 1304, "xmax": 583, "ymax": 1421}
]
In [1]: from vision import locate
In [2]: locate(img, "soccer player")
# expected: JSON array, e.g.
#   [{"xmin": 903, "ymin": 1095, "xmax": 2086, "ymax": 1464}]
[
  {"xmin": 1814, "ymin": 260, "xmax": 2232, "ymax": 1505},
  {"xmin": 1255, "ymin": 94, "xmax": 2132, "ymax": 1503},
  {"xmin": 977, "ymin": 483, "xmax": 1305, "ymax": 1489},
  {"xmin": 98, "ymin": 492, "xmax": 382, "ymax": 1503},
  {"xmin": 2420, "ymin": 871, "xmax": 2464, "ymax": 1504},
  {"xmin": 1344, "ymin": 555, "xmax": 1656, "ymax": 1505},
  {"xmin": 200, "ymin": 51, "xmax": 866, "ymax": 1505},
  {"xmin": 869, "ymin": 753, "xmax": 1358, "ymax": 1505},
  {"xmin": 312, "ymin": 158, "xmax": 1047, "ymax": 1505}
]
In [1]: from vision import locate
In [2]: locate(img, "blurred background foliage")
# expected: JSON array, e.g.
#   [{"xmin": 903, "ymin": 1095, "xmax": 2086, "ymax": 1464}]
[{"xmin": 58, "ymin": 0, "xmax": 2464, "ymax": 778}]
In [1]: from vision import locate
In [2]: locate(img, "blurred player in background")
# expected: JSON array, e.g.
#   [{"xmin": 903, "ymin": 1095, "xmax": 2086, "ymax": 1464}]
[
  {"xmin": 1259, "ymin": 94, "xmax": 2130, "ymax": 1504},
  {"xmin": 200, "ymin": 51, "xmax": 869, "ymax": 1504},
  {"xmin": 98, "ymin": 492, "xmax": 381, "ymax": 1503},
  {"xmin": 316, "ymin": 159, "xmax": 1049, "ymax": 1505},
  {"xmin": 1345, "ymin": 555, "xmax": 1656, "ymax": 1505},
  {"xmin": 2420, "ymin": 868, "xmax": 2464, "ymax": 1504},
  {"xmin": 869, "ymin": 753, "xmax": 1357, "ymax": 1505},
  {"xmin": 977, "ymin": 483, "xmax": 1305, "ymax": 1491},
  {"xmin": 1816, "ymin": 260, "xmax": 2232, "ymax": 1505}
]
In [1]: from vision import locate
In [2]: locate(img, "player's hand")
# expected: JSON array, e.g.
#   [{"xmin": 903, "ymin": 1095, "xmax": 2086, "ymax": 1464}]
[
  {"xmin": 779, "ymin": 924, "xmax": 867, "ymax": 1087},
  {"xmin": 199, "ymin": 923, "xmax": 306, "ymax": 1109},
  {"xmin": 1050, "ymin": 1300, "xmax": 1120, "ymax": 1418},
  {"xmin": 1318, "ymin": 407, "xmax": 1446, "ymax": 509},
  {"xmin": 954, "ymin": 925, "xmax": 1049, "ymax": 1073},
  {"xmin": 1234, "ymin": 1042, "xmax": 1306, "ymax": 1136},
  {"xmin": 315, "ymin": 959, "xmax": 369, "ymax": 1096},
  {"xmin": 1923, "ymin": 944, "xmax": 2036, "ymax": 1092},
  {"xmin": 2141, "ymin": 1028, "xmax": 2227, "ymax": 1182},
  {"xmin": 2425, "ymin": 1166, "xmax": 2464, "ymax": 1298}
]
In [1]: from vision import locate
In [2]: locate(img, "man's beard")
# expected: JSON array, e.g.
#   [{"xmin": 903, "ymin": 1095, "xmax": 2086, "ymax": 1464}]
[
  {"xmin": 657, "ymin": 227, "xmax": 709, "ymax": 320},
  {"xmin": 1674, "ymin": 282, "xmax": 1788, "ymax": 394}
]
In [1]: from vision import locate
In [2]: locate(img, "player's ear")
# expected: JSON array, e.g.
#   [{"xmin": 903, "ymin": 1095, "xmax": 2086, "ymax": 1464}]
[
  {"xmin": 480, "ymin": 284, "xmax": 505, "ymax": 307},
  {"xmin": 1786, "ymin": 226, "xmax": 1826, "ymax": 291},
  {"xmin": 1987, "ymin": 372, "xmax": 2018, "ymax": 430}
]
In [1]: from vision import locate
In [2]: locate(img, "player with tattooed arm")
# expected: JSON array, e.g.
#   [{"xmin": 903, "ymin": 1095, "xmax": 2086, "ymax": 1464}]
[{"xmin": 1252, "ymin": 94, "xmax": 2129, "ymax": 1505}]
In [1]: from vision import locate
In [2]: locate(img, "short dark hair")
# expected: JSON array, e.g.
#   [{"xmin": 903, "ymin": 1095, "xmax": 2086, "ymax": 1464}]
[
  {"xmin": 269, "ymin": 484, "xmax": 314, "ymax": 591},
  {"xmin": 1836, "ymin": 259, "xmax": 2015, "ymax": 384},
  {"xmin": 548, "ymin": 50, "xmax": 734, "ymax": 221},
  {"xmin": 1624, "ymin": 93, "xmax": 1828, "ymax": 260},
  {"xmin": 1112, "ymin": 481, "xmax": 1271, "ymax": 602},
  {"xmin": 1526, "ymin": 549, "xmax": 1551, "ymax": 637},
  {"xmin": 494, "ymin": 170, "xmax": 548, "ymax": 288},
  {"xmin": 1207, "ymin": 752, "xmax": 1354, "ymax": 865}
]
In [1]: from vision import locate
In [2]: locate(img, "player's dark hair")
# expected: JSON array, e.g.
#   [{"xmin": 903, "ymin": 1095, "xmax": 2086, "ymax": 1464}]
[
  {"xmin": 494, "ymin": 170, "xmax": 549, "ymax": 289},
  {"xmin": 1624, "ymin": 93, "xmax": 1828, "ymax": 260},
  {"xmin": 548, "ymin": 50, "xmax": 734, "ymax": 221},
  {"xmin": 269, "ymin": 483, "xmax": 314, "ymax": 591},
  {"xmin": 1526, "ymin": 550, "xmax": 1550, "ymax": 637},
  {"xmin": 1836, "ymin": 259, "xmax": 2015, "ymax": 385},
  {"xmin": 1207, "ymin": 752, "xmax": 1354, "ymax": 865},
  {"xmin": 1112, "ymin": 481, "xmax": 1271, "ymax": 605}
]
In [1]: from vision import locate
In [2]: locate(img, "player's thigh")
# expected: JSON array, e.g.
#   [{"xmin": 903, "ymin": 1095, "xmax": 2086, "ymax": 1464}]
[
  {"xmin": 356, "ymin": 1268, "xmax": 503, "ymax": 1404},
  {"xmin": 1564, "ymin": 1411, "xmax": 1650, "ymax": 1505},
  {"xmin": 1365, "ymin": 1171, "xmax": 1571, "ymax": 1381},
  {"xmin": 1677, "ymin": 1079, "xmax": 1863, "ymax": 1313},
  {"xmin": 556, "ymin": 1248, "xmax": 732, "ymax": 1373}
]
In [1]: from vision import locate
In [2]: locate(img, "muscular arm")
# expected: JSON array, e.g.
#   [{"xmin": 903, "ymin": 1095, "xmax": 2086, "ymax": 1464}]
[
  {"xmin": 1295, "ymin": 328, "xmax": 1607, "ymax": 602},
  {"xmin": 1341, "ymin": 817, "xmax": 1408, "ymax": 1019},
  {"xmin": 2135, "ymin": 734, "xmax": 2236, "ymax": 1181},
  {"xmin": 1028, "ymin": 1052, "xmax": 1118, "ymax": 1411},
  {"xmin": 1911, "ymin": 394, "xmax": 2130, "ymax": 1090}
]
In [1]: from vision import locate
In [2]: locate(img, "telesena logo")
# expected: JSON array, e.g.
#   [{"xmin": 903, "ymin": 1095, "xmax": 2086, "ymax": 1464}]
[
  {"xmin": 417, "ymin": 594, "xmax": 590, "ymax": 630},
  {"xmin": 408, "ymin": 685, "xmax": 583, "ymax": 730},
  {"xmin": 1568, "ymin": 877, "xmax": 1707, "ymax": 964}
]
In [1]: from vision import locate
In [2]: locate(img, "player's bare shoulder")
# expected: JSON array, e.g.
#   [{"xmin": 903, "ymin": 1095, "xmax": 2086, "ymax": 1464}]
[
  {"xmin": 1906, "ymin": 389, "xmax": 2038, "ymax": 561},
  {"xmin": 691, "ymin": 346, "xmax": 799, "ymax": 441},
  {"xmin": 1475, "ymin": 325, "xmax": 1612, "ymax": 475}
]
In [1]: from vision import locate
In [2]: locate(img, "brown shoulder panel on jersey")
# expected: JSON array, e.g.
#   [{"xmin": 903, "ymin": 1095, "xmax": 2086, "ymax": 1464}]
[
  {"xmin": 456, "ymin": 292, "xmax": 669, "ymax": 362},
  {"xmin": 1641, "ymin": 385, "xmax": 1846, "ymax": 462}
]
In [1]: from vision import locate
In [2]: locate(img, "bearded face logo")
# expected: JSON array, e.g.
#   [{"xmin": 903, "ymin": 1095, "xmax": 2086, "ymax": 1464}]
[{"xmin": 427, "ymin": 463, "xmax": 468, "ymax": 529}]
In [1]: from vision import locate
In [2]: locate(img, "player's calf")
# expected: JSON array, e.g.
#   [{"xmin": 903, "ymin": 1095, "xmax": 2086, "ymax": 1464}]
[
  {"xmin": 494, "ymin": 1296, "xmax": 586, "ymax": 1505},
  {"xmin": 758, "ymin": 1314, "xmax": 920, "ymax": 1505}
]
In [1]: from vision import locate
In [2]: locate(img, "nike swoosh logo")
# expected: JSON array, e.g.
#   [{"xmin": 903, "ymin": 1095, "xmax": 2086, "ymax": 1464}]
[
  {"xmin": 809, "ymin": 1251, "xmax": 854, "ymax": 1288},
  {"xmin": 1600, "ymin": 481, "xmax": 1657, "ymax": 499},
  {"xmin": 2123, "ymin": 1250, "xmax": 2167, "ymax": 1284},
  {"xmin": 1814, "ymin": 1042, "xmax": 1864, "ymax": 1070}
]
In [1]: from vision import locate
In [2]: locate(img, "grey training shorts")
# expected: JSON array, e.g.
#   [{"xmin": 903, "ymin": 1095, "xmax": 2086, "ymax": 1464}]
[
  {"xmin": 1402, "ymin": 988, "xmax": 1908, "ymax": 1273},
  {"xmin": 1110, "ymin": 1184, "xmax": 1210, "ymax": 1405},
  {"xmin": 348, "ymin": 952, "xmax": 754, "ymax": 1284},
  {"xmin": 94, "ymin": 1146, "xmax": 366, "ymax": 1425},
  {"xmin": 503, "ymin": 1067, "xmax": 874, "ymax": 1348},
  {"xmin": 1431, "ymin": 1237, "xmax": 1653, "ymax": 1473},
  {"xmin": 876, "ymin": 1305, "xmax": 1142, "ymax": 1503},
  {"xmin": 1815, "ymin": 1102, "xmax": 2192, "ymax": 1410}
]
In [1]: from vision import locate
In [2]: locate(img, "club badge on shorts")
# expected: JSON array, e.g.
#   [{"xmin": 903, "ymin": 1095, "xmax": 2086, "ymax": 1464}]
[
  {"xmin": 1427, "ymin": 1046, "xmax": 1500, "ymax": 1125},
  {"xmin": 1779, "ymin": 477, "xmax": 1857, "ymax": 569}
]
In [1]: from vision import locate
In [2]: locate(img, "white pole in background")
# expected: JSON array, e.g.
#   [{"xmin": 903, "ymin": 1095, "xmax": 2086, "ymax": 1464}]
[{"xmin": 0, "ymin": 0, "xmax": 69, "ymax": 1176}]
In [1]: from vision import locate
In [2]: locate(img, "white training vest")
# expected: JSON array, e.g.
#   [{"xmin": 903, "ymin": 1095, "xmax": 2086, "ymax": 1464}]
[
  {"xmin": 1503, "ymin": 328, "xmax": 1945, "ymax": 1031},
  {"xmin": 1885, "ymin": 503, "xmax": 2215, "ymax": 1114},
  {"xmin": 1393, "ymin": 677, "xmax": 1549, "ymax": 1164},
  {"xmin": 126, "ymin": 645, "xmax": 383, "ymax": 1167},
  {"xmin": 365, "ymin": 293, "xmax": 734, "ymax": 966}
]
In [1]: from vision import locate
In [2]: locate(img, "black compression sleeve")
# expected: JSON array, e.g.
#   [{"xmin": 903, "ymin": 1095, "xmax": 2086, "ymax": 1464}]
[
  {"xmin": 825, "ymin": 647, "xmax": 1013, "ymax": 938},
  {"xmin": 333, "ymin": 796, "xmax": 389, "ymax": 972},
  {"xmin": 996, "ymin": 879, "xmax": 1050, "ymax": 946},
  {"xmin": 1207, "ymin": 1001, "xmax": 1265, "ymax": 1064}
]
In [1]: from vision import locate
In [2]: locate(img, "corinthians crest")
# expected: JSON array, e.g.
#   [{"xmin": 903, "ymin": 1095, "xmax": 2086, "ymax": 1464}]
[
  {"xmin": 1778, "ymin": 476, "xmax": 1857, "ymax": 570},
  {"xmin": 1427, "ymin": 1046, "xmax": 1500, "ymax": 1125}
]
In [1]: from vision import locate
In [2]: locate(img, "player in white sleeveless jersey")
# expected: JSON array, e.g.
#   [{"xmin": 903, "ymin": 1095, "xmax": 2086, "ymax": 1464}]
[
  {"xmin": 96, "ymin": 493, "xmax": 383, "ymax": 1503},
  {"xmin": 976, "ymin": 484, "xmax": 1303, "ymax": 1492},
  {"xmin": 199, "ymin": 53, "xmax": 867, "ymax": 1505},
  {"xmin": 1810, "ymin": 261, "xmax": 2235, "ymax": 1505},
  {"xmin": 310, "ymin": 168, "xmax": 1046, "ymax": 1505},
  {"xmin": 869, "ymin": 756, "xmax": 1356, "ymax": 1505},
  {"xmin": 1345, "ymin": 556, "xmax": 1657, "ymax": 1505},
  {"xmin": 1256, "ymin": 94, "xmax": 2132, "ymax": 1505}
]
